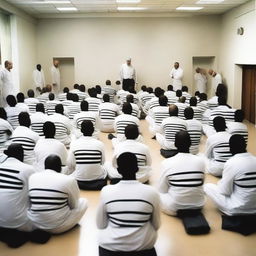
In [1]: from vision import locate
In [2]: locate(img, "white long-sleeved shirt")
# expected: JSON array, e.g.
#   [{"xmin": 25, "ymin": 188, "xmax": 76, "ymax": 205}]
[
  {"xmin": 28, "ymin": 169, "xmax": 81, "ymax": 230},
  {"xmin": 97, "ymin": 180, "xmax": 160, "ymax": 251},
  {"xmin": 213, "ymin": 73, "xmax": 222, "ymax": 92},
  {"xmin": 120, "ymin": 63, "xmax": 136, "ymax": 80},
  {"xmin": 30, "ymin": 112, "xmax": 49, "ymax": 136},
  {"xmin": 32, "ymin": 69, "xmax": 45, "ymax": 90},
  {"xmin": 102, "ymin": 86, "xmax": 117, "ymax": 103},
  {"xmin": 99, "ymin": 102, "xmax": 120, "ymax": 125},
  {"xmin": 0, "ymin": 157, "xmax": 34, "ymax": 229},
  {"xmin": 170, "ymin": 67, "xmax": 183, "ymax": 91},
  {"xmin": 46, "ymin": 100, "xmax": 61, "ymax": 115},
  {"xmin": 227, "ymin": 121, "xmax": 248, "ymax": 142},
  {"xmin": 0, "ymin": 68, "xmax": 15, "ymax": 100},
  {"xmin": 86, "ymin": 97, "xmax": 102, "ymax": 112},
  {"xmin": 159, "ymin": 153, "xmax": 205, "ymax": 209},
  {"xmin": 0, "ymin": 118, "xmax": 13, "ymax": 145},
  {"xmin": 67, "ymin": 136, "xmax": 106, "ymax": 181},
  {"xmin": 50, "ymin": 65, "xmax": 60, "ymax": 90},
  {"xmin": 5, "ymin": 106, "xmax": 21, "ymax": 129},
  {"xmin": 24, "ymin": 97, "xmax": 40, "ymax": 114},
  {"xmin": 186, "ymin": 119, "xmax": 202, "ymax": 155},
  {"xmin": 194, "ymin": 73, "xmax": 207, "ymax": 93}
]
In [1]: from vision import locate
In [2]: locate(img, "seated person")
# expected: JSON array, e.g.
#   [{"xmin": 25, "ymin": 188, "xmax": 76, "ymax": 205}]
[
  {"xmin": 11, "ymin": 112, "xmax": 39, "ymax": 165},
  {"xmin": 0, "ymin": 144, "xmax": 35, "ymax": 231},
  {"xmin": 156, "ymin": 104, "xmax": 187, "ymax": 154},
  {"xmin": 158, "ymin": 131, "xmax": 205, "ymax": 216},
  {"xmin": 24, "ymin": 89, "xmax": 39, "ymax": 114},
  {"xmin": 184, "ymin": 107, "xmax": 202, "ymax": 155},
  {"xmin": 189, "ymin": 96, "xmax": 202, "ymax": 121},
  {"xmin": 28, "ymin": 155, "xmax": 88, "ymax": 234},
  {"xmin": 78, "ymin": 84, "xmax": 89, "ymax": 102},
  {"xmin": 140, "ymin": 87, "xmax": 154, "ymax": 114},
  {"xmin": 30, "ymin": 103, "xmax": 49, "ymax": 136},
  {"xmin": 144, "ymin": 87, "xmax": 163, "ymax": 114},
  {"xmin": 175, "ymin": 96, "xmax": 188, "ymax": 120},
  {"xmin": 96, "ymin": 85, "xmax": 103, "ymax": 101},
  {"xmin": 102, "ymin": 80, "xmax": 116, "ymax": 103},
  {"xmin": 197, "ymin": 93, "xmax": 208, "ymax": 114},
  {"xmin": 125, "ymin": 94, "xmax": 140, "ymax": 118},
  {"xmin": 5, "ymin": 95, "xmax": 21, "ymax": 129},
  {"xmin": 45, "ymin": 93, "xmax": 60, "ymax": 115},
  {"xmin": 107, "ymin": 125, "xmax": 152, "ymax": 184},
  {"xmin": 204, "ymin": 135, "xmax": 256, "ymax": 216},
  {"xmin": 37, "ymin": 85, "xmax": 51, "ymax": 104},
  {"xmin": 97, "ymin": 152, "xmax": 160, "ymax": 256},
  {"xmin": 207, "ymin": 83, "xmax": 227, "ymax": 110},
  {"xmin": 34, "ymin": 121, "xmax": 68, "ymax": 171},
  {"xmin": 98, "ymin": 94, "xmax": 120, "ymax": 133},
  {"xmin": 65, "ymin": 93, "xmax": 81, "ymax": 119},
  {"xmin": 0, "ymin": 108, "xmax": 13, "ymax": 147},
  {"xmin": 164, "ymin": 84, "xmax": 176, "ymax": 102},
  {"xmin": 86, "ymin": 87, "xmax": 101, "ymax": 112},
  {"xmin": 58, "ymin": 87, "xmax": 69, "ymax": 102},
  {"xmin": 16, "ymin": 92, "xmax": 29, "ymax": 113},
  {"xmin": 181, "ymin": 85, "xmax": 191, "ymax": 103},
  {"xmin": 67, "ymin": 120, "xmax": 107, "ymax": 190},
  {"xmin": 205, "ymin": 116, "xmax": 232, "ymax": 177}
]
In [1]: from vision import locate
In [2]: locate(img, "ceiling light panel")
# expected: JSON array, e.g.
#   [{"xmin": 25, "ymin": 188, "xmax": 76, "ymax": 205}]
[{"xmin": 176, "ymin": 6, "xmax": 204, "ymax": 10}]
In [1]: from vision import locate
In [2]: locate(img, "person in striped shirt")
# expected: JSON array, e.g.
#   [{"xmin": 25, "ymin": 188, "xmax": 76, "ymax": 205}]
[
  {"xmin": 164, "ymin": 84, "xmax": 176, "ymax": 100},
  {"xmin": 86, "ymin": 87, "xmax": 101, "ymax": 112},
  {"xmin": 58, "ymin": 87, "xmax": 69, "ymax": 102},
  {"xmin": 16, "ymin": 92, "xmax": 29, "ymax": 113},
  {"xmin": 175, "ymin": 96, "xmax": 188, "ymax": 120},
  {"xmin": 0, "ymin": 108, "xmax": 13, "ymax": 148},
  {"xmin": 125, "ymin": 94, "xmax": 140, "ymax": 118},
  {"xmin": 205, "ymin": 116, "xmax": 232, "ymax": 177},
  {"xmin": 97, "ymin": 152, "xmax": 160, "ymax": 256},
  {"xmin": 0, "ymin": 144, "xmax": 35, "ymax": 231},
  {"xmin": 102, "ymin": 80, "xmax": 117, "ymax": 103},
  {"xmin": 24, "ymin": 89, "xmax": 39, "ymax": 114},
  {"xmin": 189, "ymin": 96, "xmax": 202, "ymax": 121},
  {"xmin": 204, "ymin": 135, "xmax": 256, "ymax": 216},
  {"xmin": 5, "ymin": 95, "xmax": 21, "ymax": 129},
  {"xmin": 65, "ymin": 94, "xmax": 81, "ymax": 119},
  {"xmin": 28, "ymin": 154, "xmax": 88, "ymax": 234},
  {"xmin": 45, "ymin": 93, "xmax": 60, "ymax": 115},
  {"xmin": 158, "ymin": 131, "xmax": 205, "ymax": 216}
]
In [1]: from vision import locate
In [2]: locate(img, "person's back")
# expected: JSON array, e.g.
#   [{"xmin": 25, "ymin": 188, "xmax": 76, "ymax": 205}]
[
  {"xmin": 5, "ymin": 95, "xmax": 20, "ymax": 129},
  {"xmin": 45, "ymin": 94, "xmax": 60, "ymax": 115},
  {"xmin": 0, "ymin": 108, "xmax": 13, "ymax": 146},
  {"xmin": 102, "ymin": 81, "xmax": 116, "ymax": 103},
  {"xmin": 24, "ymin": 90, "xmax": 40, "ymax": 114}
]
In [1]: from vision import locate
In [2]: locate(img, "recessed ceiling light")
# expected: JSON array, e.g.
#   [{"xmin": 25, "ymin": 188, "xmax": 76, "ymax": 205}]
[
  {"xmin": 116, "ymin": 0, "xmax": 141, "ymax": 3},
  {"xmin": 196, "ymin": 0, "xmax": 224, "ymax": 4},
  {"xmin": 176, "ymin": 6, "xmax": 203, "ymax": 11},
  {"xmin": 57, "ymin": 7, "xmax": 78, "ymax": 11},
  {"xmin": 117, "ymin": 7, "xmax": 147, "ymax": 11},
  {"xmin": 44, "ymin": 1, "xmax": 71, "ymax": 3}
]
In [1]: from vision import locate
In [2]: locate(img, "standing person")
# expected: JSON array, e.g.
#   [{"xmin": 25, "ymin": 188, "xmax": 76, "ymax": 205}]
[
  {"xmin": 194, "ymin": 67, "xmax": 207, "ymax": 93},
  {"xmin": 0, "ymin": 60, "xmax": 14, "ymax": 106},
  {"xmin": 170, "ymin": 62, "xmax": 183, "ymax": 91},
  {"xmin": 120, "ymin": 58, "xmax": 136, "ymax": 92},
  {"xmin": 50, "ymin": 59, "xmax": 60, "ymax": 94},
  {"xmin": 32, "ymin": 64, "xmax": 45, "ymax": 95},
  {"xmin": 208, "ymin": 69, "xmax": 222, "ymax": 95}
]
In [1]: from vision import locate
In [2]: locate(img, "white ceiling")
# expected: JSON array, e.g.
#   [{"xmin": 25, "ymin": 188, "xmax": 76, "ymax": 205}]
[{"xmin": 3, "ymin": 0, "xmax": 249, "ymax": 18}]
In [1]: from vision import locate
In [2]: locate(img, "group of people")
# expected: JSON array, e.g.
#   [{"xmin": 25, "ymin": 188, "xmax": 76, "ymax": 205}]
[{"xmin": 0, "ymin": 70, "xmax": 254, "ymax": 255}]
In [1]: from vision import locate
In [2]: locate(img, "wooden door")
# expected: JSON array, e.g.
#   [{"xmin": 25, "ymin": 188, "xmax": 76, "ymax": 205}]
[{"xmin": 242, "ymin": 65, "xmax": 256, "ymax": 124}]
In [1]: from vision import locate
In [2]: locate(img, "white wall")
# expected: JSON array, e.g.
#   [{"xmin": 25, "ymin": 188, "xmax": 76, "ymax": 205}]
[
  {"xmin": 219, "ymin": 0, "xmax": 256, "ymax": 108},
  {"xmin": 37, "ymin": 16, "xmax": 220, "ymax": 91},
  {"xmin": 0, "ymin": 12, "xmax": 11, "ymax": 65}
]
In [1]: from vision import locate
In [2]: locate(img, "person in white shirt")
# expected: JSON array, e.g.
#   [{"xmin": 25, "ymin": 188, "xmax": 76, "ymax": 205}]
[
  {"xmin": 205, "ymin": 116, "xmax": 232, "ymax": 177},
  {"xmin": 0, "ymin": 144, "xmax": 35, "ymax": 231},
  {"xmin": 204, "ymin": 135, "xmax": 256, "ymax": 216},
  {"xmin": 120, "ymin": 58, "xmax": 136, "ymax": 93},
  {"xmin": 0, "ymin": 61, "xmax": 14, "ymax": 106},
  {"xmin": 97, "ymin": 152, "xmax": 160, "ymax": 255},
  {"xmin": 32, "ymin": 64, "xmax": 45, "ymax": 95},
  {"xmin": 107, "ymin": 125, "xmax": 152, "ymax": 184},
  {"xmin": 4, "ymin": 95, "xmax": 21, "ymax": 129},
  {"xmin": 144, "ymin": 87, "xmax": 164, "ymax": 115},
  {"xmin": 37, "ymin": 86, "xmax": 51, "ymax": 105},
  {"xmin": 184, "ymin": 107, "xmax": 202, "ymax": 155},
  {"xmin": 156, "ymin": 104, "xmax": 187, "ymax": 155},
  {"xmin": 28, "ymin": 154, "xmax": 88, "ymax": 234},
  {"xmin": 102, "ymin": 80, "xmax": 117, "ymax": 103},
  {"xmin": 164, "ymin": 84, "xmax": 176, "ymax": 100},
  {"xmin": 158, "ymin": 131, "xmax": 205, "ymax": 216},
  {"xmin": 16, "ymin": 92, "xmax": 29, "ymax": 113},
  {"xmin": 175, "ymin": 96, "xmax": 188, "ymax": 120},
  {"xmin": 58, "ymin": 87, "xmax": 69, "ymax": 102},
  {"xmin": 48, "ymin": 104, "xmax": 72, "ymax": 146},
  {"xmin": 170, "ymin": 62, "xmax": 183, "ymax": 91},
  {"xmin": 194, "ymin": 67, "xmax": 207, "ymax": 93},
  {"xmin": 189, "ymin": 96, "xmax": 203, "ymax": 121},
  {"xmin": 96, "ymin": 85, "xmax": 103, "ymax": 102},
  {"xmin": 86, "ymin": 88, "xmax": 101, "ymax": 113},
  {"xmin": 181, "ymin": 86, "xmax": 191, "ymax": 104},
  {"xmin": 78, "ymin": 84, "xmax": 88, "ymax": 102},
  {"xmin": 34, "ymin": 121, "xmax": 68, "ymax": 171},
  {"xmin": 65, "ymin": 94, "xmax": 81, "ymax": 119},
  {"xmin": 45, "ymin": 93, "xmax": 60, "ymax": 115},
  {"xmin": 30, "ymin": 103, "xmax": 49, "ymax": 136},
  {"xmin": 50, "ymin": 59, "xmax": 60, "ymax": 94},
  {"xmin": 125, "ymin": 94, "xmax": 140, "ymax": 118},
  {"xmin": 208, "ymin": 69, "xmax": 222, "ymax": 95},
  {"xmin": 67, "ymin": 120, "xmax": 107, "ymax": 190},
  {"xmin": 98, "ymin": 94, "xmax": 120, "ymax": 133},
  {"xmin": 0, "ymin": 108, "xmax": 13, "ymax": 147},
  {"xmin": 24, "ymin": 89, "xmax": 40, "ymax": 114}
]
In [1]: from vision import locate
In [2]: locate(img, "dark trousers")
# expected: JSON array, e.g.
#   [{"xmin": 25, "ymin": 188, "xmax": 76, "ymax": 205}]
[
  {"xmin": 122, "ymin": 79, "xmax": 135, "ymax": 92},
  {"xmin": 77, "ymin": 179, "xmax": 107, "ymax": 190},
  {"xmin": 99, "ymin": 247, "xmax": 157, "ymax": 256}
]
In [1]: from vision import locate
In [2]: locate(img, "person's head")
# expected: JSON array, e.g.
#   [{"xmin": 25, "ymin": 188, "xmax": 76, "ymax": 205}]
[
  {"xmin": 43, "ymin": 121, "xmax": 56, "ymax": 138},
  {"xmin": 79, "ymin": 84, "xmax": 86, "ymax": 92},
  {"xmin": 80, "ymin": 100, "xmax": 89, "ymax": 111},
  {"xmin": 4, "ymin": 60, "xmax": 13, "ymax": 70},
  {"xmin": 126, "ymin": 94, "xmax": 134, "ymax": 103},
  {"xmin": 147, "ymin": 87, "xmax": 153, "ymax": 94},
  {"xmin": 73, "ymin": 84, "xmax": 79, "ymax": 90},
  {"xmin": 182, "ymin": 86, "xmax": 188, "ymax": 92},
  {"xmin": 72, "ymin": 93, "xmax": 79, "ymax": 102},
  {"xmin": 141, "ymin": 85, "xmax": 147, "ymax": 91},
  {"xmin": 175, "ymin": 131, "xmax": 191, "ymax": 153},
  {"xmin": 0, "ymin": 108, "xmax": 7, "ymax": 120},
  {"xmin": 167, "ymin": 84, "xmax": 173, "ymax": 91},
  {"xmin": 216, "ymin": 83, "xmax": 227, "ymax": 97},
  {"xmin": 44, "ymin": 155, "xmax": 62, "ymax": 173},
  {"xmin": 27, "ymin": 89, "xmax": 35, "ymax": 98},
  {"xmin": 63, "ymin": 87, "xmax": 69, "ymax": 94},
  {"xmin": 36, "ymin": 103, "xmax": 45, "ymax": 113},
  {"xmin": 116, "ymin": 80, "xmax": 121, "ymax": 86},
  {"xmin": 218, "ymin": 95, "xmax": 227, "ymax": 106},
  {"xmin": 95, "ymin": 85, "xmax": 102, "ymax": 94},
  {"xmin": 55, "ymin": 104, "xmax": 64, "ymax": 115},
  {"xmin": 159, "ymin": 95, "xmax": 168, "ymax": 106},
  {"xmin": 174, "ymin": 62, "xmax": 179, "ymax": 69},
  {"xmin": 199, "ymin": 93, "xmax": 207, "ymax": 101},
  {"xmin": 154, "ymin": 87, "xmax": 163, "ymax": 98},
  {"xmin": 4, "ymin": 143, "xmax": 23, "ymax": 162},
  {"xmin": 190, "ymin": 96, "xmax": 197, "ymax": 107},
  {"xmin": 46, "ymin": 84, "xmax": 52, "ymax": 92},
  {"xmin": 81, "ymin": 120, "xmax": 94, "ymax": 136},
  {"xmin": 16, "ymin": 92, "xmax": 25, "ymax": 103},
  {"xmin": 41, "ymin": 87, "xmax": 47, "ymax": 94},
  {"xmin": 179, "ymin": 96, "xmax": 186, "ymax": 103},
  {"xmin": 49, "ymin": 93, "xmax": 55, "ymax": 101},
  {"xmin": 184, "ymin": 107, "xmax": 194, "ymax": 120},
  {"xmin": 122, "ymin": 102, "xmax": 132, "ymax": 115},
  {"xmin": 196, "ymin": 67, "xmax": 200, "ymax": 73},
  {"xmin": 229, "ymin": 135, "xmax": 247, "ymax": 156},
  {"xmin": 169, "ymin": 104, "xmax": 178, "ymax": 117},
  {"xmin": 19, "ymin": 112, "xmax": 31, "ymax": 127},
  {"xmin": 36, "ymin": 64, "xmax": 41, "ymax": 71},
  {"xmin": 88, "ymin": 88, "xmax": 97, "ymax": 98},
  {"xmin": 67, "ymin": 92, "xmax": 73, "ymax": 101},
  {"xmin": 6, "ymin": 95, "xmax": 17, "ymax": 107},
  {"xmin": 125, "ymin": 124, "xmax": 139, "ymax": 140},
  {"xmin": 126, "ymin": 58, "xmax": 131, "ymax": 66},
  {"xmin": 176, "ymin": 90, "xmax": 182, "ymax": 98},
  {"xmin": 53, "ymin": 59, "xmax": 59, "ymax": 68},
  {"xmin": 116, "ymin": 152, "xmax": 138, "ymax": 180},
  {"xmin": 195, "ymin": 91, "xmax": 200, "ymax": 97},
  {"xmin": 106, "ymin": 80, "xmax": 111, "ymax": 86},
  {"xmin": 103, "ymin": 94, "xmax": 110, "ymax": 102},
  {"xmin": 213, "ymin": 116, "xmax": 226, "ymax": 132},
  {"xmin": 234, "ymin": 109, "xmax": 244, "ymax": 122},
  {"xmin": 208, "ymin": 69, "xmax": 214, "ymax": 76}
]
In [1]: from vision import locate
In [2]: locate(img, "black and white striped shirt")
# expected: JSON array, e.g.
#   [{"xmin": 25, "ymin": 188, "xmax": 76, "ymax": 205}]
[
  {"xmin": 30, "ymin": 112, "xmax": 49, "ymax": 136},
  {"xmin": 227, "ymin": 121, "xmax": 248, "ymax": 143},
  {"xmin": 186, "ymin": 119, "xmax": 202, "ymax": 155},
  {"xmin": 5, "ymin": 106, "xmax": 21, "ymax": 129},
  {"xmin": 102, "ymin": 86, "xmax": 117, "ymax": 103},
  {"xmin": 86, "ymin": 97, "xmax": 101, "ymax": 112},
  {"xmin": 24, "ymin": 98, "xmax": 40, "ymax": 114}
]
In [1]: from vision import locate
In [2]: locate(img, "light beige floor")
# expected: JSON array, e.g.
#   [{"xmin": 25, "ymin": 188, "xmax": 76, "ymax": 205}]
[{"xmin": 1, "ymin": 121, "xmax": 256, "ymax": 256}]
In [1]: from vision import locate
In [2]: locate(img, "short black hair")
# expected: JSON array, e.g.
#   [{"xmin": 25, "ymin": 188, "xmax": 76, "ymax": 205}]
[
  {"xmin": 0, "ymin": 107, "xmax": 7, "ymax": 120},
  {"xmin": 184, "ymin": 107, "xmax": 194, "ymax": 120},
  {"xmin": 190, "ymin": 97, "xmax": 197, "ymax": 107},
  {"xmin": 159, "ymin": 95, "xmax": 168, "ymax": 106},
  {"xmin": 6, "ymin": 95, "xmax": 17, "ymax": 107},
  {"xmin": 27, "ymin": 89, "xmax": 35, "ymax": 98},
  {"xmin": 81, "ymin": 120, "xmax": 94, "ymax": 136},
  {"xmin": 36, "ymin": 103, "xmax": 45, "ymax": 113},
  {"xmin": 122, "ymin": 102, "xmax": 132, "ymax": 115},
  {"xmin": 176, "ymin": 90, "xmax": 182, "ymax": 97},
  {"xmin": 103, "ymin": 94, "xmax": 110, "ymax": 102},
  {"xmin": 234, "ymin": 109, "xmax": 244, "ymax": 122},
  {"xmin": 43, "ymin": 121, "xmax": 56, "ymax": 138},
  {"xmin": 49, "ymin": 93, "xmax": 55, "ymax": 101},
  {"xmin": 16, "ymin": 92, "xmax": 25, "ymax": 103},
  {"xmin": 125, "ymin": 124, "xmax": 139, "ymax": 140},
  {"xmin": 80, "ymin": 101, "xmax": 89, "ymax": 111}
]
